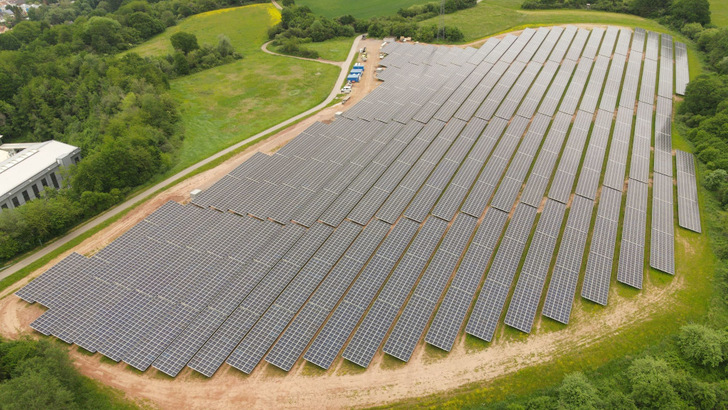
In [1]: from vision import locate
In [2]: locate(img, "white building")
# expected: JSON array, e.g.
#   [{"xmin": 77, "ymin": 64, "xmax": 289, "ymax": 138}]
[{"xmin": 0, "ymin": 140, "xmax": 81, "ymax": 210}]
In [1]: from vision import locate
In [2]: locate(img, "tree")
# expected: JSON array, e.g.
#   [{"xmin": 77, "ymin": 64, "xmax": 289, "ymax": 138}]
[
  {"xmin": 627, "ymin": 356, "xmax": 681, "ymax": 408},
  {"xmin": 170, "ymin": 31, "xmax": 199, "ymax": 54},
  {"xmin": 630, "ymin": 0, "xmax": 671, "ymax": 17},
  {"xmin": 0, "ymin": 33, "xmax": 21, "ymax": 50},
  {"xmin": 172, "ymin": 51, "xmax": 190, "ymax": 75},
  {"xmin": 127, "ymin": 11, "xmax": 164, "ymax": 40},
  {"xmin": 308, "ymin": 19, "xmax": 333, "ymax": 42},
  {"xmin": 681, "ymin": 22, "xmax": 704, "ymax": 40},
  {"xmin": 557, "ymin": 372, "xmax": 599, "ymax": 409},
  {"xmin": 216, "ymin": 34, "xmax": 235, "ymax": 57},
  {"xmin": 9, "ymin": 21, "xmax": 42, "ymax": 44},
  {"xmin": 444, "ymin": 26, "xmax": 464, "ymax": 42},
  {"xmin": 677, "ymin": 324, "xmax": 726, "ymax": 368},
  {"xmin": 0, "ymin": 362, "xmax": 74, "ymax": 409},
  {"xmin": 670, "ymin": 0, "xmax": 711, "ymax": 26},
  {"xmin": 81, "ymin": 17, "xmax": 124, "ymax": 53},
  {"xmin": 705, "ymin": 169, "xmax": 728, "ymax": 191},
  {"xmin": 680, "ymin": 74, "xmax": 728, "ymax": 117}
]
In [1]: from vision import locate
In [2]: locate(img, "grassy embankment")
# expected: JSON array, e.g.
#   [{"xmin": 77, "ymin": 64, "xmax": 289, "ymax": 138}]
[{"xmin": 423, "ymin": 0, "xmax": 683, "ymax": 43}]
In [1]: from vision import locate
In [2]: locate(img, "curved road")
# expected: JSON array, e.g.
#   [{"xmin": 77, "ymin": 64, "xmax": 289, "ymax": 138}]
[{"xmin": 0, "ymin": 35, "xmax": 362, "ymax": 281}]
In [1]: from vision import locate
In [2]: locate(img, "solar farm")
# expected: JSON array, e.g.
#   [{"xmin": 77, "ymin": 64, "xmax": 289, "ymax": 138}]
[{"xmin": 16, "ymin": 25, "xmax": 701, "ymax": 379}]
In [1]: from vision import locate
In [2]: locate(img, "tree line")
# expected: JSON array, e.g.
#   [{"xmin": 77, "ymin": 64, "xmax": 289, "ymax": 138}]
[
  {"xmin": 486, "ymin": 324, "xmax": 728, "ymax": 409},
  {"xmin": 268, "ymin": 0, "xmax": 472, "ymax": 59}
]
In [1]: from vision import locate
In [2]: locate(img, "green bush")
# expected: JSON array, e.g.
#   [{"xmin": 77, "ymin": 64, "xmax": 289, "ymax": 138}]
[
  {"xmin": 670, "ymin": 0, "xmax": 711, "ymax": 27},
  {"xmin": 681, "ymin": 22, "xmax": 705, "ymax": 40},
  {"xmin": 677, "ymin": 324, "xmax": 726, "ymax": 368},
  {"xmin": 0, "ymin": 338, "xmax": 134, "ymax": 409}
]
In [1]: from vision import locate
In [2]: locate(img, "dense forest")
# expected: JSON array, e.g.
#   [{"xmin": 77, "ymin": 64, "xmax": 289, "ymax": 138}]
[{"xmin": 0, "ymin": 0, "xmax": 262, "ymax": 262}]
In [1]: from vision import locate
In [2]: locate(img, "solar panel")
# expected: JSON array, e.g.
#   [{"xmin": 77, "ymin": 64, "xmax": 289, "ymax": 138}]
[
  {"xmin": 559, "ymin": 57, "xmax": 594, "ymax": 115},
  {"xmin": 225, "ymin": 222, "xmax": 362, "ymax": 374},
  {"xmin": 675, "ymin": 42, "xmax": 690, "ymax": 95},
  {"xmin": 425, "ymin": 209, "xmax": 508, "ymax": 351},
  {"xmin": 465, "ymin": 204, "xmax": 537, "ymax": 341},
  {"xmin": 614, "ymin": 28, "xmax": 632, "ymax": 56},
  {"xmin": 303, "ymin": 218, "xmax": 419, "ymax": 370},
  {"xmin": 520, "ymin": 113, "xmax": 572, "ymax": 207},
  {"xmin": 548, "ymin": 110, "xmax": 592, "ymax": 203},
  {"xmin": 650, "ymin": 173, "xmax": 675, "ymax": 275},
  {"xmin": 581, "ymin": 187, "xmax": 623, "ymax": 305},
  {"xmin": 676, "ymin": 150, "xmax": 701, "ymax": 233},
  {"xmin": 342, "ymin": 217, "xmax": 448, "ymax": 368},
  {"xmin": 382, "ymin": 214, "xmax": 477, "ymax": 362},
  {"xmin": 504, "ymin": 200, "xmax": 566, "ymax": 333},
  {"xmin": 542, "ymin": 196, "xmax": 594, "ymax": 324}
]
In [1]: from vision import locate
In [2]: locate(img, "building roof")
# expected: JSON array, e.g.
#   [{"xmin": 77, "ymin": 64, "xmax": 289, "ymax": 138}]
[{"xmin": 0, "ymin": 140, "xmax": 79, "ymax": 198}]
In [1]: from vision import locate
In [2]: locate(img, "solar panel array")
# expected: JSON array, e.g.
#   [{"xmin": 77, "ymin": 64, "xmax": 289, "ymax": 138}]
[
  {"xmin": 17, "ymin": 26, "xmax": 700, "ymax": 376},
  {"xmin": 676, "ymin": 150, "xmax": 701, "ymax": 233}
]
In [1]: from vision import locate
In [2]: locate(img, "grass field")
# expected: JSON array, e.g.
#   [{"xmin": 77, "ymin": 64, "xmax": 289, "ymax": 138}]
[
  {"xmin": 301, "ymin": 37, "xmax": 356, "ymax": 61},
  {"xmin": 127, "ymin": 5, "xmax": 277, "ymax": 56},
  {"xmin": 169, "ymin": 54, "xmax": 338, "ymax": 172},
  {"xmin": 270, "ymin": 36, "xmax": 355, "ymax": 61},
  {"xmin": 710, "ymin": 0, "xmax": 728, "ymax": 26},
  {"xmin": 125, "ymin": 4, "xmax": 340, "ymax": 174},
  {"xmin": 296, "ymin": 0, "xmax": 431, "ymax": 18},
  {"xmin": 422, "ymin": 0, "xmax": 679, "ymax": 43}
]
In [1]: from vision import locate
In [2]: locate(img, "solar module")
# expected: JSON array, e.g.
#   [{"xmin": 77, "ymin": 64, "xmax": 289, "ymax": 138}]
[
  {"xmin": 676, "ymin": 150, "xmax": 701, "ymax": 233},
  {"xmin": 650, "ymin": 173, "xmax": 675, "ymax": 275},
  {"xmin": 533, "ymin": 26, "xmax": 563, "ymax": 64},
  {"xmin": 465, "ymin": 204, "xmax": 538, "ymax": 341},
  {"xmin": 675, "ymin": 42, "xmax": 690, "ymax": 95},
  {"xmin": 504, "ymin": 200, "xmax": 566, "ymax": 333},
  {"xmin": 548, "ymin": 110, "xmax": 592, "ymax": 203},
  {"xmin": 542, "ymin": 196, "xmax": 595, "ymax": 324},
  {"xmin": 581, "ymin": 187, "xmax": 622, "ymax": 305},
  {"xmin": 342, "ymin": 217, "xmax": 448, "ymax": 367},
  {"xmin": 382, "ymin": 214, "xmax": 477, "ymax": 362}
]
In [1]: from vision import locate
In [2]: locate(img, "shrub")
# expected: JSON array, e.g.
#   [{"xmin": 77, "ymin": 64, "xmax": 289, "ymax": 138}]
[
  {"xmin": 682, "ymin": 22, "xmax": 705, "ymax": 39},
  {"xmin": 677, "ymin": 324, "xmax": 726, "ymax": 368},
  {"xmin": 557, "ymin": 372, "xmax": 599, "ymax": 409},
  {"xmin": 670, "ymin": 0, "xmax": 711, "ymax": 27}
]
